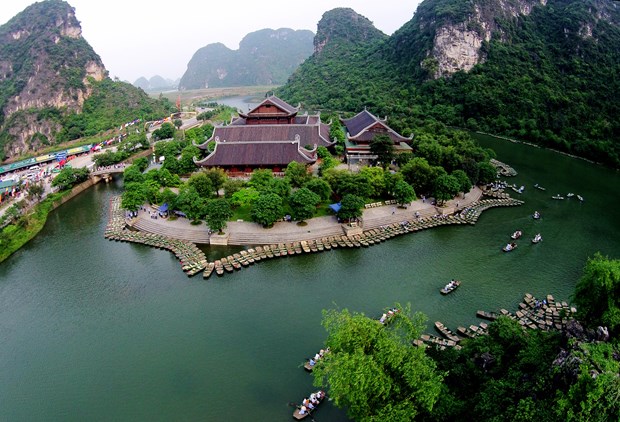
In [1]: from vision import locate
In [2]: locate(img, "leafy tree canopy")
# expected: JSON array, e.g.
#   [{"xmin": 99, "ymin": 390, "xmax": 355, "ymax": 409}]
[
  {"xmin": 289, "ymin": 187, "xmax": 320, "ymax": 222},
  {"xmin": 251, "ymin": 193, "xmax": 284, "ymax": 227}
]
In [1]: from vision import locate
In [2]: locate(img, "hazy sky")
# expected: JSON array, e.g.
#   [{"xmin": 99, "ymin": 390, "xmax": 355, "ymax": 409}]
[{"xmin": 0, "ymin": 0, "xmax": 422, "ymax": 83}]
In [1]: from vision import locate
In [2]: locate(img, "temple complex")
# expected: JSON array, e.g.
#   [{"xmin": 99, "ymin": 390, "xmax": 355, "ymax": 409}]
[
  {"xmin": 194, "ymin": 96, "xmax": 334, "ymax": 173},
  {"xmin": 341, "ymin": 109, "xmax": 412, "ymax": 164}
]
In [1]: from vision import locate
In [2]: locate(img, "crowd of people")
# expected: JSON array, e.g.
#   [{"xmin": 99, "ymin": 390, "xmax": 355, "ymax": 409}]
[{"xmin": 298, "ymin": 390, "xmax": 326, "ymax": 416}]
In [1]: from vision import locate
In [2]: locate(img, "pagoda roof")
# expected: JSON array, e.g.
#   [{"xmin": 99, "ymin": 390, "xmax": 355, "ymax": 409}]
[
  {"xmin": 194, "ymin": 141, "xmax": 316, "ymax": 167},
  {"xmin": 196, "ymin": 122, "xmax": 334, "ymax": 149},
  {"xmin": 239, "ymin": 95, "xmax": 299, "ymax": 118},
  {"xmin": 342, "ymin": 109, "xmax": 411, "ymax": 142}
]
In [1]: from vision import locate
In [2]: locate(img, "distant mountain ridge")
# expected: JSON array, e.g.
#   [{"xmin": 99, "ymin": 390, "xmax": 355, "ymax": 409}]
[
  {"xmin": 279, "ymin": 1, "xmax": 620, "ymax": 167},
  {"xmin": 0, "ymin": 0, "xmax": 171, "ymax": 161},
  {"xmin": 133, "ymin": 75, "xmax": 179, "ymax": 92},
  {"xmin": 179, "ymin": 28, "xmax": 314, "ymax": 90}
]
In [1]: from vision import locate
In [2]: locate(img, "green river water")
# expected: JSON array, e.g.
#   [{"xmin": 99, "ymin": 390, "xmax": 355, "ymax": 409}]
[{"xmin": 0, "ymin": 134, "xmax": 619, "ymax": 421}]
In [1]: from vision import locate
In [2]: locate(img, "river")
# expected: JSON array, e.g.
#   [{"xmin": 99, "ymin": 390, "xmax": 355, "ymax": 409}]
[{"xmin": 0, "ymin": 133, "xmax": 619, "ymax": 421}]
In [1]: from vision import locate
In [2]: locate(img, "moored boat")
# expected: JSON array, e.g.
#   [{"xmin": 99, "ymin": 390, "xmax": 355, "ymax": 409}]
[
  {"xmin": 440, "ymin": 279, "xmax": 461, "ymax": 295},
  {"xmin": 434, "ymin": 321, "xmax": 461, "ymax": 342},
  {"xmin": 476, "ymin": 310, "xmax": 498, "ymax": 321}
]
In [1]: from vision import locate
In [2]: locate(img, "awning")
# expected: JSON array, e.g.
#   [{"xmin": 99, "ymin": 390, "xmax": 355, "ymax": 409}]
[
  {"xmin": 159, "ymin": 203, "xmax": 169, "ymax": 212},
  {"xmin": 329, "ymin": 202, "xmax": 341, "ymax": 213}
]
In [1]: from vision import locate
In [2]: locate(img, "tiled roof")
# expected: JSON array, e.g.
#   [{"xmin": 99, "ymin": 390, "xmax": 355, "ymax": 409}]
[
  {"xmin": 342, "ymin": 109, "xmax": 410, "ymax": 143},
  {"xmin": 245, "ymin": 95, "xmax": 299, "ymax": 116},
  {"xmin": 198, "ymin": 123, "xmax": 334, "ymax": 148},
  {"xmin": 195, "ymin": 141, "xmax": 316, "ymax": 167}
]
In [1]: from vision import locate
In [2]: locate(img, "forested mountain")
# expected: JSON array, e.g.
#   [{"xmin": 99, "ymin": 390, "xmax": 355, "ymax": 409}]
[
  {"xmin": 278, "ymin": 0, "xmax": 620, "ymax": 167},
  {"xmin": 179, "ymin": 28, "xmax": 314, "ymax": 90},
  {"xmin": 0, "ymin": 0, "xmax": 172, "ymax": 162}
]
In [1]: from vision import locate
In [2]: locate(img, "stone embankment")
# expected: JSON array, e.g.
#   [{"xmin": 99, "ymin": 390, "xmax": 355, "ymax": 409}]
[
  {"xmin": 104, "ymin": 195, "xmax": 523, "ymax": 278},
  {"xmin": 104, "ymin": 197, "xmax": 207, "ymax": 276}
]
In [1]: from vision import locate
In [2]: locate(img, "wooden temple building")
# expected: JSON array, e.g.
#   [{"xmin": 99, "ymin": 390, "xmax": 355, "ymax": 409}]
[
  {"xmin": 194, "ymin": 96, "xmax": 335, "ymax": 173},
  {"xmin": 341, "ymin": 109, "xmax": 412, "ymax": 164}
]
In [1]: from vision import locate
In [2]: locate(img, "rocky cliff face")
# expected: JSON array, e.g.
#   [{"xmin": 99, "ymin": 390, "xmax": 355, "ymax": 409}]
[
  {"xmin": 0, "ymin": 0, "xmax": 106, "ymax": 159},
  {"xmin": 426, "ymin": 0, "xmax": 548, "ymax": 78}
]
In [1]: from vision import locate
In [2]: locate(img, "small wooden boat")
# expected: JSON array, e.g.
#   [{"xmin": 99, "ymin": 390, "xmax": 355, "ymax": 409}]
[
  {"xmin": 577, "ymin": 195, "xmax": 584, "ymax": 201},
  {"xmin": 378, "ymin": 308, "xmax": 400, "ymax": 324},
  {"xmin": 551, "ymin": 194, "xmax": 564, "ymax": 200},
  {"xmin": 293, "ymin": 391, "xmax": 325, "ymax": 420},
  {"xmin": 534, "ymin": 183, "xmax": 546, "ymax": 191},
  {"xmin": 511, "ymin": 230, "xmax": 522, "ymax": 239},
  {"xmin": 203, "ymin": 262, "xmax": 215, "ymax": 279},
  {"xmin": 532, "ymin": 211, "xmax": 541, "ymax": 219},
  {"xmin": 502, "ymin": 243, "xmax": 517, "ymax": 252},
  {"xmin": 434, "ymin": 321, "xmax": 461, "ymax": 342},
  {"xmin": 476, "ymin": 310, "xmax": 498, "ymax": 321},
  {"xmin": 440, "ymin": 280, "xmax": 461, "ymax": 295},
  {"xmin": 566, "ymin": 193, "xmax": 574, "ymax": 198},
  {"xmin": 532, "ymin": 234, "xmax": 542, "ymax": 244},
  {"xmin": 303, "ymin": 348, "xmax": 329, "ymax": 371}
]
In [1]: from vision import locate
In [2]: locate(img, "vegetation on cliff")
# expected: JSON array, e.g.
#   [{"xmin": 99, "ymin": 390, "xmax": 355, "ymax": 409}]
[{"xmin": 278, "ymin": 0, "xmax": 620, "ymax": 167}]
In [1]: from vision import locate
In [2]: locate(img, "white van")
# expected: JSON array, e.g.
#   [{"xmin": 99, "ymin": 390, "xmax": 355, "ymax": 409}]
[{"xmin": 29, "ymin": 165, "xmax": 40, "ymax": 170}]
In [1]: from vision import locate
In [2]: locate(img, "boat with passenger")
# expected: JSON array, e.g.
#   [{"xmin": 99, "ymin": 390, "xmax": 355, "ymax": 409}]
[
  {"xmin": 532, "ymin": 233, "xmax": 542, "ymax": 244},
  {"xmin": 303, "ymin": 348, "xmax": 329, "ymax": 372},
  {"xmin": 511, "ymin": 230, "xmax": 522, "ymax": 239},
  {"xmin": 503, "ymin": 242, "xmax": 518, "ymax": 252},
  {"xmin": 566, "ymin": 193, "xmax": 574, "ymax": 198},
  {"xmin": 293, "ymin": 390, "xmax": 326, "ymax": 420},
  {"xmin": 378, "ymin": 308, "xmax": 400, "ymax": 324},
  {"xmin": 440, "ymin": 279, "xmax": 461, "ymax": 295},
  {"xmin": 577, "ymin": 195, "xmax": 584, "ymax": 201},
  {"xmin": 534, "ymin": 183, "xmax": 546, "ymax": 191},
  {"xmin": 532, "ymin": 211, "xmax": 541, "ymax": 219},
  {"xmin": 552, "ymin": 194, "xmax": 564, "ymax": 200}
]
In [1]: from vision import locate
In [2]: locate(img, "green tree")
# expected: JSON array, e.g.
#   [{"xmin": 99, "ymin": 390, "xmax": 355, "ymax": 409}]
[
  {"xmin": 289, "ymin": 187, "xmax": 320, "ymax": 223},
  {"xmin": 313, "ymin": 306, "xmax": 443, "ymax": 421},
  {"xmin": 285, "ymin": 161, "xmax": 311, "ymax": 188},
  {"xmin": 433, "ymin": 174, "xmax": 460, "ymax": 205},
  {"xmin": 27, "ymin": 182, "xmax": 44, "ymax": 201},
  {"xmin": 223, "ymin": 179, "xmax": 245, "ymax": 198},
  {"xmin": 573, "ymin": 253, "xmax": 620, "ymax": 334},
  {"xmin": 231, "ymin": 187, "xmax": 260, "ymax": 207},
  {"xmin": 51, "ymin": 167, "xmax": 89, "ymax": 191},
  {"xmin": 132, "ymin": 157, "xmax": 149, "ymax": 172},
  {"xmin": 251, "ymin": 193, "xmax": 284, "ymax": 227},
  {"xmin": 248, "ymin": 169, "xmax": 274, "ymax": 192},
  {"xmin": 188, "ymin": 172, "xmax": 214, "ymax": 198},
  {"xmin": 478, "ymin": 162, "xmax": 497, "ymax": 184},
  {"xmin": 204, "ymin": 167, "xmax": 227, "ymax": 196},
  {"xmin": 392, "ymin": 180, "xmax": 416, "ymax": 206},
  {"xmin": 338, "ymin": 194, "xmax": 365, "ymax": 221},
  {"xmin": 359, "ymin": 166, "xmax": 386, "ymax": 198},
  {"xmin": 452, "ymin": 169, "xmax": 472, "ymax": 195},
  {"xmin": 304, "ymin": 177, "xmax": 332, "ymax": 201},
  {"xmin": 178, "ymin": 144, "xmax": 200, "ymax": 175},
  {"xmin": 175, "ymin": 187, "xmax": 207, "ymax": 221},
  {"xmin": 370, "ymin": 134, "xmax": 395, "ymax": 168},
  {"xmin": 173, "ymin": 119, "xmax": 183, "ymax": 129},
  {"xmin": 121, "ymin": 182, "xmax": 146, "ymax": 211},
  {"xmin": 204, "ymin": 199, "xmax": 233, "ymax": 234},
  {"xmin": 123, "ymin": 165, "xmax": 145, "ymax": 184},
  {"xmin": 268, "ymin": 177, "xmax": 291, "ymax": 199},
  {"xmin": 152, "ymin": 122, "xmax": 175, "ymax": 140}
]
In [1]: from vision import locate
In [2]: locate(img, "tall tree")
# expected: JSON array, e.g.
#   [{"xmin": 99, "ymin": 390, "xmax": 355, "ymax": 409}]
[
  {"xmin": 204, "ymin": 167, "xmax": 227, "ymax": 196},
  {"xmin": 370, "ymin": 134, "xmax": 395, "ymax": 169},
  {"xmin": 289, "ymin": 187, "xmax": 320, "ymax": 223},
  {"xmin": 285, "ymin": 161, "xmax": 311, "ymax": 188},
  {"xmin": 392, "ymin": 180, "xmax": 416, "ymax": 206},
  {"xmin": 573, "ymin": 253, "xmax": 620, "ymax": 335},
  {"xmin": 251, "ymin": 193, "xmax": 284, "ymax": 227},
  {"xmin": 187, "ymin": 172, "xmax": 214, "ymax": 198},
  {"xmin": 337, "ymin": 194, "xmax": 365, "ymax": 221},
  {"xmin": 433, "ymin": 174, "xmax": 460, "ymax": 205},
  {"xmin": 312, "ymin": 306, "xmax": 443, "ymax": 421},
  {"xmin": 204, "ymin": 199, "xmax": 233, "ymax": 234}
]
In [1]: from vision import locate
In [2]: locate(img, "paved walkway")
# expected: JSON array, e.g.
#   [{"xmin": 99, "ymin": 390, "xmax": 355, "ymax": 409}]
[{"xmin": 127, "ymin": 187, "xmax": 483, "ymax": 245}]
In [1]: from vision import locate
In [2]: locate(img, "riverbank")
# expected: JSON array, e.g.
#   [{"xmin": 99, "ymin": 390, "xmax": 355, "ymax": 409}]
[{"xmin": 105, "ymin": 186, "xmax": 524, "ymax": 278}]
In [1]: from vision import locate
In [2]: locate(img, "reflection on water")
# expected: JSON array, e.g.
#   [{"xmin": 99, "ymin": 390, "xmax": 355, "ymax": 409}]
[{"xmin": 0, "ymin": 136, "xmax": 618, "ymax": 420}]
